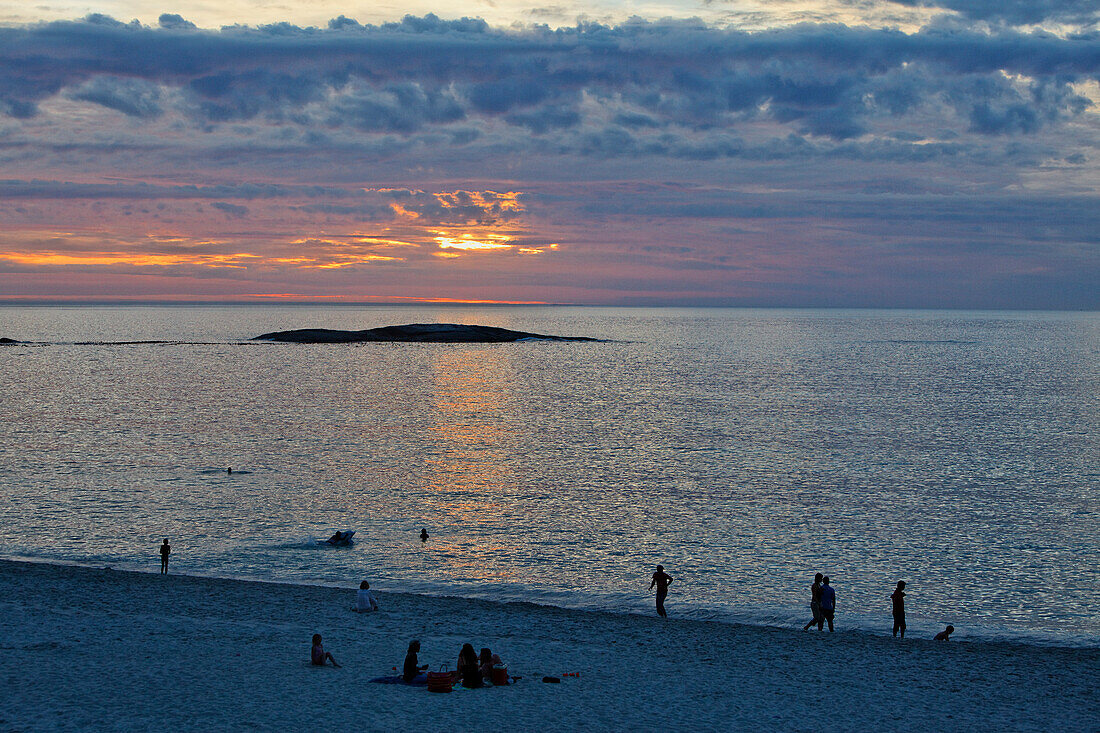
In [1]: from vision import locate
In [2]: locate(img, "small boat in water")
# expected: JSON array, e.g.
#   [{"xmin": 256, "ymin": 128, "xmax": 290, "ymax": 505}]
[{"xmin": 320, "ymin": 530, "xmax": 355, "ymax": 546}]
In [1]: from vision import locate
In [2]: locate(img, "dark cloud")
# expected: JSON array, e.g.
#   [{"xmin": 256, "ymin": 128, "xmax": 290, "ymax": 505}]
[
  {"xmin": 0, "ymin": 15, "xmax": 1094, "ymax": 152},
  {"xmin": 67, "ymin": 77, "xmax": 163, "ymax": 118},
  {"xmin": 210, "ymin": 201, "xmax": 248, "ymax": 217}
]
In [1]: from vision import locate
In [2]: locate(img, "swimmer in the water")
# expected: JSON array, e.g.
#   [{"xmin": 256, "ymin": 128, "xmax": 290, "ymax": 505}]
[
  {"xmin": 420, "ymin": 528, "xmax": 429, "ymax": 542},
  {"xmin": 227, "ymin": 467, "xmax": 232, "ymax": 474}
]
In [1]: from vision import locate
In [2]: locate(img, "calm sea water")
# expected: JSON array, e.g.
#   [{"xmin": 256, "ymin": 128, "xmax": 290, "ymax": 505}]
[{"xmin": 1, "ymin": 306, "xmax": 1097, "ymax": 646}]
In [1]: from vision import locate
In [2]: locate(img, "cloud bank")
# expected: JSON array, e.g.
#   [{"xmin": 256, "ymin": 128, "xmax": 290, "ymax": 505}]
[{"xmin": 0, "ymin": 12, "xmax": 1097, "ymax": 306}]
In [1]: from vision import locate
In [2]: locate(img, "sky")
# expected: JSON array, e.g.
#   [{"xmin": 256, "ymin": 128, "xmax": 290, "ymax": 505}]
[{"xmin": 0, "ymin": 0, "xmax": 1097, "ymax": 307}]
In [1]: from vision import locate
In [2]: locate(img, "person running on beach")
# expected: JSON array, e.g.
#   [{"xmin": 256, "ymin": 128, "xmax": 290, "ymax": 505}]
[
  {"xmin": 934, "ymin": 625, "xmax": 954, "ymax": 641},
  {"xmin": 311, "ymin": 634, "xmax": 340, "ymax": 667},
  {"xmin": 891, "ymin": 581, "xmax": 907, "ymax": 638},
  {"xmin": 403, "ymin": 640, "xmax": 428, "ymax": 682},
  {"xmin": 819, "ymin": 576, "xmax": 836, "ymax": 631},
  {"xmin": 650, "ymin": 565, "xmax": 673, "ymax": 618},
  {"xmin": 159, "ymin": 538, "xmax": 171, "ymax": 574},
  {"xmin": 356, "ymin": 580, "xmax": 379, "ymax": 612},
  {"xmin": 802, "ymin": 573, "xmax": 824, "ymax": 631}
]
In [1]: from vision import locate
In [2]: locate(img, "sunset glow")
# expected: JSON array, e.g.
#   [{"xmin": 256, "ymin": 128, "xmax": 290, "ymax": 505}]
[{"xmin": 0, "ymin": 4, "xmax": 1095, "ymax": 307}]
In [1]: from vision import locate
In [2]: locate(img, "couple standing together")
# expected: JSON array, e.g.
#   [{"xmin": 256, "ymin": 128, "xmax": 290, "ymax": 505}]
[{"xmin": 801, "ymin": 573, "xmax": 836, "ymax": 631}]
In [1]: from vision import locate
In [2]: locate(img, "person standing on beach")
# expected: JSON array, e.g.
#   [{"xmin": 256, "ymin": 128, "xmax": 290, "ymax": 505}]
[
  {"xmin": 159, "ymin": 538, "xmax": 171, "ymax": 574},
  {"xmin": 819, "ymin": 576, "xmax": 836, "ymax": 631},
  {"xmin": 891, "ymin": 581, "xmax": 907, "ymax": 638},
  {"xmin": 802, "ymin": 573, "xmax": 824, "ymax": 631},
  {"xmin": 650, "ymin": 565, "xmax": 673, "ymax": 617}
]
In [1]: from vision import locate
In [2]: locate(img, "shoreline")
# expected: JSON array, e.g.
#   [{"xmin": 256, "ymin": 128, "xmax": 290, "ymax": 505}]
[
  {"xmin": 5, "ymin": 553, "xmax": 1095, "ymax": 651},
  {"xmin": 2, "ymin": 559, "xmax": 1097, "ymax": 731}
]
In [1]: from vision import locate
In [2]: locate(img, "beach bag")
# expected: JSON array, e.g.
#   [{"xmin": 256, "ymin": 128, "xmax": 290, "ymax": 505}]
[
  {"xmin": 490, "ymin": 666, "xmax": 509, "ymax": 686},
  {"xmin": 427, "ymin": 666, "xmax": 453, "ymax": 693}
]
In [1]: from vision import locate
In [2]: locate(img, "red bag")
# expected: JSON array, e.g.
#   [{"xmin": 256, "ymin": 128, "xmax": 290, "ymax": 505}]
[{"xmin": 427, "ymin": 666, "xmax": 453, "ymax": 693}]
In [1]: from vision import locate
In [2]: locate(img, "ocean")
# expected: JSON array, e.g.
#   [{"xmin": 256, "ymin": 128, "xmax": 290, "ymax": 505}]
[{"xmin": 1, "ymin": 305, "xmax": 1097, "ymax": 646}]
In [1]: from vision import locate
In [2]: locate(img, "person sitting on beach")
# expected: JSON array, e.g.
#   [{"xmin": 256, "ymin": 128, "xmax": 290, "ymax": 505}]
[
  {"xmin": 819, "ymin": 576, "xmax": 836, "ymax": 631},
  {"xmin": 802, "ymin": 573, "xmax": 823, "ymax": 631},
  {"xmin": 311, "ymin": 634, "xmax": 341, "ymax": 667},
  {"xmin": 403, "ymin": 640, "xmax": 428, "ymax": 683},
  {"xmin": 934, "ymin": 625, "xmax": 955, "ymax": 641},
  {"xmin": 457, "ymin": 643, "xmax": 482, "ymax": 688},
  {"xmin": 891, "ymin": 581, "xmax": 907, "ymax": 638},
  {"xmin": 356, "ymin": 580, "xmax": 379, "ymax": 612},
  {"xmin": 649, "ymin": 565, "xmax": 673, "ymax": 618}
]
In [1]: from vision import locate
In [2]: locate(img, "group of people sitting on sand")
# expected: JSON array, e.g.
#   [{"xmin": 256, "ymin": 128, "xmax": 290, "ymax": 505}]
[{"xmin": 403, "ymin": 640, "xmax": 507, "ymax": 688}]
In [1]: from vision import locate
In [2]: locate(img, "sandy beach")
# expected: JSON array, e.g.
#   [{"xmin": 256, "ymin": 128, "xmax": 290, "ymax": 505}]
[{"xmin": 1, "ymin": 560, "xmax": 1097, "ymax": 731}]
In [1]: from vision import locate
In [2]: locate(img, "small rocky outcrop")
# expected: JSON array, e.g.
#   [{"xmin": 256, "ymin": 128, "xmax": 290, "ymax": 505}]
[
  {"xmin": 0, "ymin": 337, "xmax": 18, "ymax": 344},
  {"xmin": 252, "ymin": 323, "xmax": 600, "ymax": 343}
]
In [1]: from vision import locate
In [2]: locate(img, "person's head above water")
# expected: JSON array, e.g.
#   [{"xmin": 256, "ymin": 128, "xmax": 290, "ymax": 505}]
[{"xmin": 360, "ymin": 580, "xmax": 369, "ymax": 590}]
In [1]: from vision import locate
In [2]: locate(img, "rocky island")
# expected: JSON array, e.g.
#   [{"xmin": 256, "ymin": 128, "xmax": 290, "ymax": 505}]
[
  {"xmin": 0, "ymin": 337, "xmax": 18, "ymax": 344},
  {"xmin": 252, "ymin": 323, "xmax": 602, "ymax": 343}
]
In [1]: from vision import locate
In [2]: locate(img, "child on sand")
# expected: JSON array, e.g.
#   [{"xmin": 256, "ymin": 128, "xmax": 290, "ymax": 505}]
[
  {"xmin": 311, "ymin": 634, "xmax": 341, "ymax": 667},
  {"xmin": 356, "ymin": 580, "xmax": 379, "ymax": 612},
  {"xmin": 934, "ymin": 625, "xmax": 954, "ymax": 641}
]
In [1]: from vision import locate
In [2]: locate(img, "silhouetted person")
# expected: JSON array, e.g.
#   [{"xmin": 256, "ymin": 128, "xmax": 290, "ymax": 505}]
[
  {"xmin": 227, "ymin": 467, "xmax": 232, "ymax": 475},
  {"xmin": 403, "ymin": 640, "xmax": 428, "ymax": 682},
  {"xmin": 311, "ymin": 634, "xmax": 340, "ymax": 667},
  {"xmin": 802, "ymin": 573, "xmax": 824, "ymax": 631},
  {"xmin": 934, "ymin": 625, "xmax": 954, "ymax": 641},
  {"xmin": 819, "ymin": 576, "xmax": 836, "ymax": 631},
  {"xmin": 356, "ymin": 580, "xmax": 379, "ymax": 612},
  {"xmin": 649, "ymin": 565, "xmax": 673, "ymax": 617},
  {"xmin": 891, "ymin": 581, "xmax": 907, "ymax": 638},
  {"xmin": 457, "ymin": 643, "xmax": 482, "ymax": 688},
  {"xmin": 159, "ymin": 538, "xmax": 171, "ymax": 574},
  {"xmin": 420, "ymin": 528, "xmax": 429, "ymax": 542}
]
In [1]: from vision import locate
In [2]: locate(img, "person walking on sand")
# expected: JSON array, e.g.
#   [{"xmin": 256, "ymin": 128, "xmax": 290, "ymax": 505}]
[
  {"xmin": 802, "ymin": 573, "xmax": 824, "ymax": 631},
  {"xmin": 311, "ymin": 634, "xmax": 341, "ymax": 667},
  {"xmin": 159, "ymin": 538, "xmax": 171, "ymax": 574},
  {"xmin": 650, "ymin": 565, "xmax": 673, "ymax": 618},
  {"xmin": 891, "ymin": 581, "xmax": 907, "ymax": 638},
  {"xmin": 819, "ymin": 576, "xmax": 836, "ymax": 631}
]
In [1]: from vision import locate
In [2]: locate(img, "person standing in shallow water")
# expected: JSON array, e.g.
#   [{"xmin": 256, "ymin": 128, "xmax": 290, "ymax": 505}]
[
  {"xmin": 818, "ymin": 576, "xmax": 836, "ymax": 631},
  {"xmin": 802, "ymin": 573, "xmax": 824, "ymax": 631},
  {"xmin": 419, "ymin": 528, "xmax": 429, "ymax": 542},
  {"xmin": 159, "ymin": 538, "xmax": 171, "ymax": 574},
  {"xmin": 649, "ymin": 565, "xmax": 673, "ymax": 617},
  {"xmin": 891, "ymin": 581, "xmax": 907, "ymax": 638}
]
